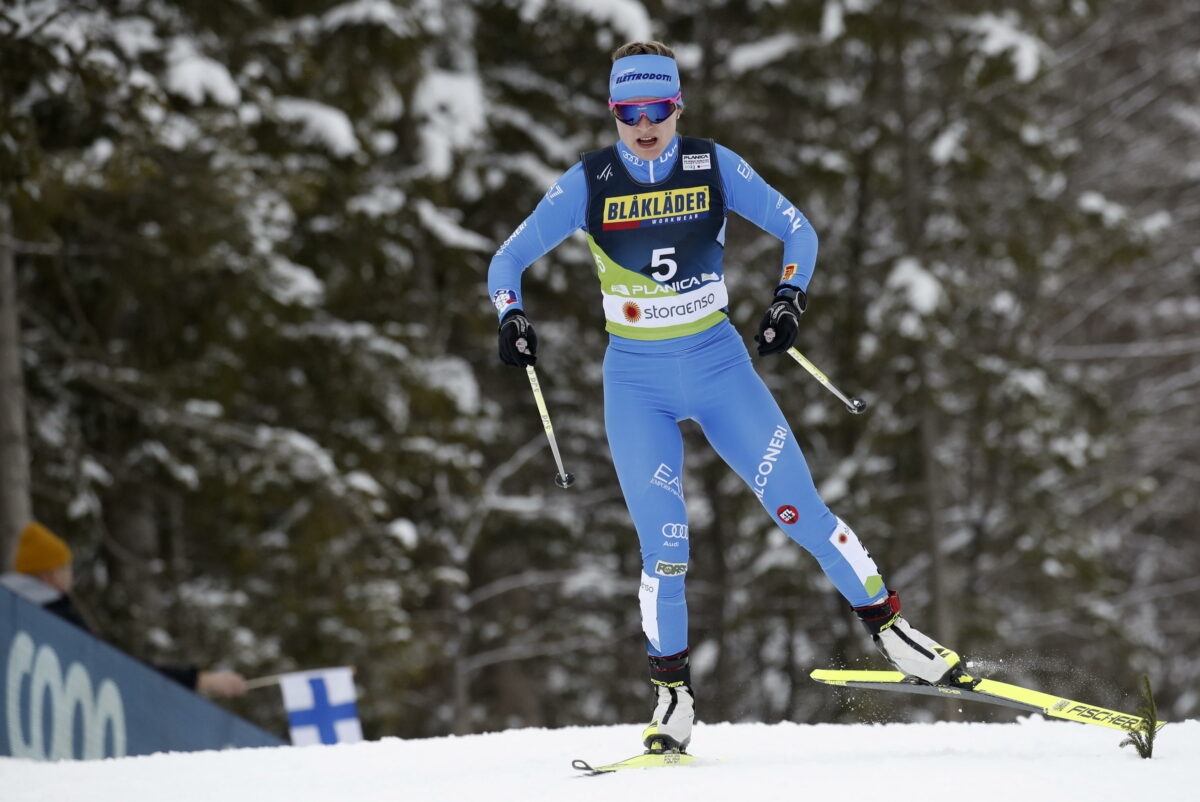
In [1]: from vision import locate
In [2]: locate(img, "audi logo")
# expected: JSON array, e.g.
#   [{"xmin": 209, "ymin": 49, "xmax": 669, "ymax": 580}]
[
  {"xmin": 5, "ymin": 631, "xmax": 127, "ymax": 760},
  {"xmin": 661, "ymin": 523, "xmax": 689, "ymax": 539}
]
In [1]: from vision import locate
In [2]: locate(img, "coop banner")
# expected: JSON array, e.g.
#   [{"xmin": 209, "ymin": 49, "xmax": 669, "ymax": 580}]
[{"xmin": 0, "ymin": 587, "xmax": 282, "ymax": 761}]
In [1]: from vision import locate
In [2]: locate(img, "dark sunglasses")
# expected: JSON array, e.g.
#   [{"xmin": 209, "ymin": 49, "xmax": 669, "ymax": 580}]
[{"xmin": 608, "ymin": 93, "xmax": 682, "ymax": 126}]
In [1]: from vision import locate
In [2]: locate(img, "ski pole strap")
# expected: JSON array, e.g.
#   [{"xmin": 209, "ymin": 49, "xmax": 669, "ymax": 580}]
[{"xmin": 649, "ymin": 649, "xmax": 691, "ymax": 688}]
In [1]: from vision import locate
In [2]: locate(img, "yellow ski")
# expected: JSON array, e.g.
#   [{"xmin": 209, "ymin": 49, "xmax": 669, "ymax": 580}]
[
  {"xmin": 810, "ymin": 669, "xmax": 1164, "ymax": 733},
  {"xmin": 572, "ymin": 750, "xmax": 698, "ymax": 775}
]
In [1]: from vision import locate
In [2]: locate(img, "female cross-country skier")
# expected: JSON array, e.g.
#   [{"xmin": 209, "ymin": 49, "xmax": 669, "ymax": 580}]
[{"xmin": 487, "ymin": 40, "xmax": 965, "ymax": 753}]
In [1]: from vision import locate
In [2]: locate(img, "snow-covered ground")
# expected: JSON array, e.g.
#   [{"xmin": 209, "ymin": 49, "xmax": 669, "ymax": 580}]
[{"xmin": 3, "ymin": 717, "xmax": 1195, "ymax": 802}]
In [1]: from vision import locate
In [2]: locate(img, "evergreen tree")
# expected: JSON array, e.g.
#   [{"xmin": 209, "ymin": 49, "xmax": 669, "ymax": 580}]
[{"xmin": 3, "ymin": 0, "xmax": 1193, "ymax": 739}]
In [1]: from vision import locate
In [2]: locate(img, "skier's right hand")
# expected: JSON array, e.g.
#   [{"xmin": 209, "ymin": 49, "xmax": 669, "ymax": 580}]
[{"xmin": 498, "ymin": 308, "xmax": 538, "ymax": 367}]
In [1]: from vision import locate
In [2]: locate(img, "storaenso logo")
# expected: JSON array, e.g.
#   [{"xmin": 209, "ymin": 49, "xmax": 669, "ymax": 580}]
[
  {"xmin": 655, "ymin": 560, "xmax": 688, "ymax": 577},
  {"xmin": 642, "ymin": 292, "xmax": 717, "ymax": 320},
  {"xmin": 5, "ymin": 631, "xmax": 127, "ymax": 759}
]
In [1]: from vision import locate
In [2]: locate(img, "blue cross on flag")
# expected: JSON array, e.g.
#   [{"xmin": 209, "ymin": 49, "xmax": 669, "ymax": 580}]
[{"xmin": 278, "ymin": 667, "xmax": 363, "ymax": 746}]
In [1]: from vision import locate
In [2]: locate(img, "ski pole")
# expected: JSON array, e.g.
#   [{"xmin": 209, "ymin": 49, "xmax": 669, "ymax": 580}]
[
  {"xmin": 786, "ymin": 347, "xmax": 867, "ymax": 414},
  {"xmin": 525, "ymin": 365, "xmax": 575, "ymax": 488}
]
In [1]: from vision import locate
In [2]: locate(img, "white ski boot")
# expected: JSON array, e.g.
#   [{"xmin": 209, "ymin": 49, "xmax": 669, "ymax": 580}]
[
  {"xmin": 853, "ymin": 590, "xmax": 967, "ymax": 685},
  {"xmin": 642, "ymin": 650, "xmax": 694, "ymax": 752},
  {"xmin": 642, "ymin": 684, "xmax": 695, "ymax": 753}
]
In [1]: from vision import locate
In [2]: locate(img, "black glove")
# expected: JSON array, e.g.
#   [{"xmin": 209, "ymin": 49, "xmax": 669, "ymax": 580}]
[
  {"xmin": 497, "ymin": 308, "xmax": 538, "ymax": 367},
  {"xmin": 754, "ymin": 287, "xmax": 807, "ymax": 356}
]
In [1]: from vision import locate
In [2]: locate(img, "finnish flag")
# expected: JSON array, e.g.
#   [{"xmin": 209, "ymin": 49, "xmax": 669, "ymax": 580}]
[{"xmin": 278, "ymin": 667, "xmax": 363, "ymax": 746}]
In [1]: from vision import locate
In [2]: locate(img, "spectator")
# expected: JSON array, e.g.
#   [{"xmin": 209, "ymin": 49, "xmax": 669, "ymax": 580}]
[{"xmin": 0, "ymin": 521, "xmax": 248, "ymax": 698}]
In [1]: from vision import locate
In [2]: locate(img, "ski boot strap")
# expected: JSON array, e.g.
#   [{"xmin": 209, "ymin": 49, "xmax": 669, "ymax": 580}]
[
  {"xmin": 649, "ymin": 649, "xmax": 691, "ymax": 688},
  {"xmin": 853, "ymin": 590, "xmax": 902, "ymax": 635}
]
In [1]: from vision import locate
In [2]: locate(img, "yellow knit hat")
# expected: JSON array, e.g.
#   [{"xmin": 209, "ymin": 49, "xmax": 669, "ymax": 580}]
[{"xmin": 14, "ymin": 522, "xmax": 73, "ymax": 574}]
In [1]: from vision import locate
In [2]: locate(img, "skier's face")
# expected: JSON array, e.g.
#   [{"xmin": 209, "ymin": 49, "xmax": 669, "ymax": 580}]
[{"xmin": 613, "ymin": 97, "xmax": 680, "ymax": 161}]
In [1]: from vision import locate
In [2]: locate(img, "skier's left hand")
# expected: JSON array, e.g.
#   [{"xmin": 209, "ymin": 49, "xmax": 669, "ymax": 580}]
[{"xmin": 754, "ymin": 287, "xmax": 806, "ymax": 356}]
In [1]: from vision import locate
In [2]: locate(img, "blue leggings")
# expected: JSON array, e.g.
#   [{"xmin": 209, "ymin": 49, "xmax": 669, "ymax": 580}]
[{"xmin": 604, "ymin": 321, "xmax": 888, "ymax": 657}]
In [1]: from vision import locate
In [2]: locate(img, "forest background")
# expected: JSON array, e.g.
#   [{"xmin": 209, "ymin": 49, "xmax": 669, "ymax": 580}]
[{"xmin": 2, "ymin": 0, "xmax": 1197, "ymax": 740}]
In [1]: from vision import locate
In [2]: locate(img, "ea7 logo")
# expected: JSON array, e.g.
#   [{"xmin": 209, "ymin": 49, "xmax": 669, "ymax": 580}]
[
  {"xmin": 651, "ymin": 463, "xmax": 684, "ymax": 500},
  {"xmin": 655, "ymin": 560, "xmax": 688, "ymax": 577},
  {"xmin": 661, "ymin": 523, "xmax": 689, "ymax": 539}
]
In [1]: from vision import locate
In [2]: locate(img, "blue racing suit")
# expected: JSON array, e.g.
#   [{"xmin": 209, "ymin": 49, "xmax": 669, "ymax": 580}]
[{"xmin": 488, "ymin": 136, "xmax": 887, "ymax": 657}]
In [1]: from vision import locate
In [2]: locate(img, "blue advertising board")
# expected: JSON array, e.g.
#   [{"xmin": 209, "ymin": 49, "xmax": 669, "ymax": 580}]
[{"xmin": 1, "ymin": 587, "xmax": 283, "ymax": 760}]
